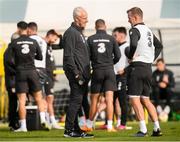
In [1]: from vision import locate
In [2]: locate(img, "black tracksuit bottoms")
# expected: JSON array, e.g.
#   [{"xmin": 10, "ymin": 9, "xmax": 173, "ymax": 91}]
[
  {"xmin": 114, "ymin": 74, "xmax": 128, "ymax": 126},
  {"xmin": 7, "ymin": 89, "xmax": 19, "ymax": 128},
  {"xmin": 64, "ymin": 71, "xmax": 88, "ymax": 130}
]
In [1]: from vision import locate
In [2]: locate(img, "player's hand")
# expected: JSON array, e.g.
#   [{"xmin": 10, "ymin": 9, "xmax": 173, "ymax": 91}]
[
  {"xmin": 163, "ymin": 74, "xmax": 169, "ymax": 84},
  {"xmin": 117, "ymin": 69, "xmax": 124, "ymax": 75},
  {"xmin": 128, "ymin": 59, "xmax": 132, "ymax": 63},
  {"xmin": 159, "ymin": 82, "xmax": 167, "ymax": 88}
]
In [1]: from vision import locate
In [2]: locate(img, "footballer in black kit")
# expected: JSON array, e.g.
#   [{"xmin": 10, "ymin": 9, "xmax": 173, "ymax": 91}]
[
  {"xmin": 88, "ymin": 25, "xmax": 120, "ymax": 93},
  {"xmin": 11, "ymin": 35, "xmax": 42, "ymax": 93},
  {"xmin": 86, "ymin": 19, "xmax": 120, "ymax": 132}
]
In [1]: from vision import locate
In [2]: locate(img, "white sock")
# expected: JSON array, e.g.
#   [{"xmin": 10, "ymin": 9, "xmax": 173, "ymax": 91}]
[
  {"xmin": 86, "ymin": 119, "xmax": 93, "ymax": 128},
  {"xmin": 45, "ymin": 112, "xmax": 50, "ymax": 123},
  {"xmin": 116, "ymin": 118, "xmax": 121, "ymax": 127},
  {"xmin": 40, "ymin": 112, "xmax": 46, "ymax": 123},
  {"xmin": 139, "ymin": 120, "xmax": 147, "ymax": 133},
  {"xmin": 154, "ymin": 121, "xmax": 160, "ymax": 131},
  {"xmin": 19, "ymin": 119, "xmax": 26, "ymax": 129},
  {"xmin": 107, "ymin": 120, "xmax": 113, "ymax": 129},
  {"xmin": 79, "ymin": 116, "xmax": 86, "ymax": 126},
  {"xmin": 50, "ymin": 115, "xmax": 57, "ymax": 125}
]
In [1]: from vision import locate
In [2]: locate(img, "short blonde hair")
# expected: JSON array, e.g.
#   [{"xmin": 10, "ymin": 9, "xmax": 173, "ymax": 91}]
[{"xmin": 127, "ymin": 7, "xmax": 143, "ymax": 18}]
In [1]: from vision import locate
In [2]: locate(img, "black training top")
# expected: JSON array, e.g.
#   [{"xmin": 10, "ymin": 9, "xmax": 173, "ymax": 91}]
[
  {"xmin": 87, "ymin": 30, "xmax": 121, "ymax": 70},
  {"xmin": 63, "ymin": 22, "xmax": 90, "ymax": 80},
  {"xmin": 10, "ymin": 35, "xmax": 42, "ymax": 71}
]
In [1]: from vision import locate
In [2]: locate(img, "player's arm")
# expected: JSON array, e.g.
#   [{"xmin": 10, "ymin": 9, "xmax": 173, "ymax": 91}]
[
  {"xmin": 34, "ymin": 41, "xmax": 43, "ymax": 60},
  {"xmin": 153, "ymin": 35, "xmax": 163, "ymax": 61},
  {"xmin": 87, "ymin": 37, "xmax": 92, "ymax": 61},
  {"xmin": 129, "ymin": 28, "xmax": 140, "ymax": 59},
  {"xmin": 51, "ymin": 34, "xmax": 63, "ymax": 50},
  {"xmin": 112, "ymin": 38, "xmax": 121, "ymax": 64},
  {"xmin": 3, "ymin": 43, "xmax": 16, "ymax": 75},
  {"xmin": 63, "ymin": 32, "xmax": 79, "ymax": 77},
  {"xmin": 168, "ymin": 71, "xmax": 175, "ymax": 88},
  {"xmin": 152, "ymin": 71, "xmax": 158, "ymax": 87}
]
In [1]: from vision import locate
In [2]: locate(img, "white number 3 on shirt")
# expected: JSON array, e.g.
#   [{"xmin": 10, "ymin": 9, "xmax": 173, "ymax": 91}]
[
  {"xmin": 21, "ymin": 44, "xmax": 30, "ymax": 54},
  {"xmin": 97, "ymin": 43, "xmax": 106, "ymax": 53}
]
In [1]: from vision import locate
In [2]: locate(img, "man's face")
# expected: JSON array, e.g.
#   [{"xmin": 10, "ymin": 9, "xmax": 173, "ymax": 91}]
[
  {"xmin": 27, "ymin": 28, "xmax": 30, "ymax": 35},
  {"xmin": 75, "ymin": 11, "xmax": 88, "ymax": 29},
  {"xmin": 47, "ymin": 34, "xmax": 58, "ymax": 44},
  {"xmin": 27, "ymin": 28, "xmax": 33, "ymax": 35},
  {"xmin": 113, "ymin": 31, "xmax": 125, "ymax": 44},
  {"xmin": 127, "ymin": 12, "xmax": 136, "ymax": 26},
  {"xmin": 156, "ymin": 61, "xmax": 165, "ymax": 71}
]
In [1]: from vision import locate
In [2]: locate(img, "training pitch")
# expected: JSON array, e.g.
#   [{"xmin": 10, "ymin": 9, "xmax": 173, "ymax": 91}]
[{"xmin": 0, "ymin": 121, "xmax": 180, "ymax": 141}]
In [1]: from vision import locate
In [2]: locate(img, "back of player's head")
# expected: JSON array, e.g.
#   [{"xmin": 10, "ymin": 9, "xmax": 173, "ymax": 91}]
[
  {"xmin": 28, "ymin": 22, "xmax": 38, "ymax": 31},
  {"xmin": 127, "ymin": 7, "xmax": 143, "ymax": 18},
  {"xmin": 46, "ymin": 29, "xmax": 59, "ymax": 37},
  {"xmin": 95, "ymin": 19, "xmax": 106, "ymax": 29},
  {"xmin": 17, "ymin": 21, "xmax": 28, "ymax": 30},
  {"xmin": 113, "ymin": 27, "xmax": 127, "ymax": 35}
]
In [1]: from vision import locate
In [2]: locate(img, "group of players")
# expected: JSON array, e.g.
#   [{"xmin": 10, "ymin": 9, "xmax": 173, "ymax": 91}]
[
  {"xmin": 4, "ymin": 21, "xmax": 63, "ymax": 132},
  {"xmin": 62, "ymin": 6, "xmax": 163, "ymax": 138},
  {"xmin": 4, "ymin": 6, "xmax": 163, "ymax": 138}
]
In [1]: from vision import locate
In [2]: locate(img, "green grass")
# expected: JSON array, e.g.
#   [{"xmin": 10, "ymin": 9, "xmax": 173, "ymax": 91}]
[{"xmin": 0, "ymin": 122, "xmax": 180, "ymax": 141}]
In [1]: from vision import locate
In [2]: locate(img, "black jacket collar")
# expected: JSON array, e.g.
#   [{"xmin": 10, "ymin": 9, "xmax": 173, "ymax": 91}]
[
  {"xmin": 71, "ymin": 22, "xmax": 84, "ymax": 33},
  {"xmin": 96, "ymin": 30, "xmax": 106, "ymax": 34},
  {"xmin": 20, "ymin": 34, "xmax": 28, "ymax": 37}
]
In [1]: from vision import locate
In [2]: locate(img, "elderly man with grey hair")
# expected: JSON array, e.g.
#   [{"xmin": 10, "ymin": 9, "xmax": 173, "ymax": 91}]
[{"xmin": 62, "ymin": 7, "xmax": 94, "ymax": 138}]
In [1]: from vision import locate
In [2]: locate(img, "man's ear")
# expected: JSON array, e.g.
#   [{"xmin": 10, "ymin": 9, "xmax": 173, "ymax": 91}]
[
  {"xmin": 134, "ymin": 15, "xmax": 139, "ymax": 22},
  {"xmin": 74, "ymin": 17, "xmax": 79, "ymax": 23}
]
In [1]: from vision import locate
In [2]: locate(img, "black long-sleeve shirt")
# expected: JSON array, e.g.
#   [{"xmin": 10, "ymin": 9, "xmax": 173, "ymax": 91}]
[
  {"xmin": 87, "ymin": 30, "xmax": 121, "ymax": 70},
  {"xmin": 128, "ymin": 23, "xmax": 163, "ymax": 62},
  {"xmin": 63, "ymin": 22, "xmax": 90, "ymax": 80},
  {"xmin": 10, "ymin": 35, "xmax": 42, "ymax": 71}
]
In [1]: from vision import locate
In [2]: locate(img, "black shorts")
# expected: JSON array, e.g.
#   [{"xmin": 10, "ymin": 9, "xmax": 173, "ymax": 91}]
[
  {"xmin": 91, "ymin": 68, "xmax": 117, "ymax": 93},
  {"xmin": 16, "ymin": 70, "xmax": 42, "ymax": 94},
  {"xmin": 44, "ymin": 72, "xmax": 54, "ymax": 95},
  {"xmin": 127, "ymin": 62, "xmax": 152, "ymax": 98}
]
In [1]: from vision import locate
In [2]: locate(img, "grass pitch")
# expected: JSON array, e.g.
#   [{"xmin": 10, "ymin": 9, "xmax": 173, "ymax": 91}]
[{"xmin": 0, "ymin": 121, "xmax": 180, "ymax": 141}]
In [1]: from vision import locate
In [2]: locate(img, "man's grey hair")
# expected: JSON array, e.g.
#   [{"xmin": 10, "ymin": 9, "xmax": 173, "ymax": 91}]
[{"xmin": 73, "ymin": 7, "xmax": 86, "ymax": 19}]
